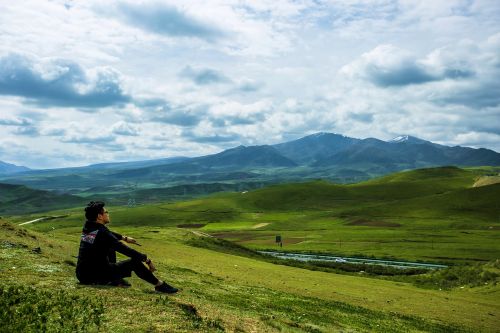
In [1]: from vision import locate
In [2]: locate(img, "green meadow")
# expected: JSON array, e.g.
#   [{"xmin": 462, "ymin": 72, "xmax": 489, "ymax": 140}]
[{"xmin": 1, "ymin": 166, "xmax": 499, "ymax": 332}]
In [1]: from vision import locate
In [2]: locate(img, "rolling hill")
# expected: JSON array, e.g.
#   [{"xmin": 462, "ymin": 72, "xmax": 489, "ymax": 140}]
[
  {"xmin": 60, "ymin": 166, "xmax": 495, "ymax": 263},
  {"xmin": 0, "ymin": 183, "xmax": 85, "ymax": 215},
  {"xmin": 197, "ymin": 166, "xmax": 486, "ymax": 211}
]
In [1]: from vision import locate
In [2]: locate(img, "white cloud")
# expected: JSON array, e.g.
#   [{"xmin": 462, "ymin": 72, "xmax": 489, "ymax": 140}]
[
  {"xmin": 0, "ymin": 53, "xmax": 131, "ymax": 108},
  {"xmin": 331, "ymin": 33, "xmax": 500, "ymax": 150},
  {"xmin": 452, "ymin": 131, "xmax": 500, "ymax": 149},
  {"xmin": 0, "ymin": 0, "xmax": 499, "ymax": 168},
  {"xmin": 0, "ymin": 117, "xmax": 32, "ymax": 126},
  {"xmin": 111, "ymin": 121, "xmax": 140, "ymax": 136}
]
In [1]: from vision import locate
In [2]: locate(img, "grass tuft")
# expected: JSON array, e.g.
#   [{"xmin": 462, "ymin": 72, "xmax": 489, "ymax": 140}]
[{"xmin": 0, "ymin": 284, "xmax": 104, "ymax": 333}]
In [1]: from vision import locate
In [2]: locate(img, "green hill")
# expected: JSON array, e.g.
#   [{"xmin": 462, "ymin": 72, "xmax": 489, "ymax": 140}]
[
  {"xmin": 214, "ymin": 166, "xmax": 489, "ymax": 211},
  {"xmin": 126, "ymin": 166, "xmax": 498, "ymax": 262},
  {"xmin": 0, "ymin": 183, "xmax": 85, "ymax": 215},
  {"xmin": 11, "ymin": 166, "xmax": 499, "ymax": 263}
]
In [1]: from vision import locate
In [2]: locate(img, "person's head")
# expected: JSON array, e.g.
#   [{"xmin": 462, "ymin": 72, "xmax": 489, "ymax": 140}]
[{"xmin": 84, "ymin": 201, "xmax": 110, "ymax": 224}]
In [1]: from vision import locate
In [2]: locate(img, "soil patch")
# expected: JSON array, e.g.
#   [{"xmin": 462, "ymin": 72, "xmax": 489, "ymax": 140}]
[
  {"xmin": 347, "ymin": 219, "xmax": 401, "ymax": 227},
  {"xmin": 252, "ymin": 223, "xmax": 270, "ymax": 229},
  {"xmin": 191, "ymin": 230, "xmax": 214, "ymax": 238},
  {"xmin": 212, "ymin": 232, "xmax": 271, "ymax": 242},
  {"xmin": 177, "ymin": 223, "xmax": 207, "ymax": 229},
  {"xmin": 473, "ymin": 176, "xmax": 500, "ymax": 187}
]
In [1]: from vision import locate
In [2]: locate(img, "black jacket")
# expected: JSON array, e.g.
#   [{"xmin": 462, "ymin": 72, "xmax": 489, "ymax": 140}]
[{"xmin": 76, "ymin": 221, "xmax": 147, "ymax": 283}]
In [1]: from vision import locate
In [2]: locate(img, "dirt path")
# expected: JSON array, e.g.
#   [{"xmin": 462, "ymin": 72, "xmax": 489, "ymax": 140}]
[
  {"xmin": 191, "ymin": 230, "xmax": 214, "ymax": 238},
  {"xmin": 473, "ymin": 175, "xmax": 500, "ymax": 187},
  {"xmin": 18, "ymin": 215, "xmax": 68, "ymax": 226},
  {"xmin": 18, "ymin": 217, "xmax": 49, "ymax": 226},
  {"xmin": 252, "ymin": 223, "xmax": 269, "ymax": 229}
]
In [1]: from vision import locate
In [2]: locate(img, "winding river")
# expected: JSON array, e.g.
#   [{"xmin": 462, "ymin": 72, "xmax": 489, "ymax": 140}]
[{"xmin": 258, "ymin": 251, "xmax": 448, "ymax": 269}]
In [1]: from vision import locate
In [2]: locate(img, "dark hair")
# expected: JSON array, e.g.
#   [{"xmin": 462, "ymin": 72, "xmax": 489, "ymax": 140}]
[{"xmin": 85, "ymin": 201, "xmax": 105, "ymax": 221}]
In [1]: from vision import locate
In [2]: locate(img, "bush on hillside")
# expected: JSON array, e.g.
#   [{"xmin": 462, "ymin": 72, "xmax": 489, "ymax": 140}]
[
  {"xmin": 185, "ymin": 234, "xmax": 265, "ymax": 259},
  {"xmin": 413, "ymin": 262, "xmax": 499, "ymax": 290},
  {"xmin": 0, "ymin": 285, "xmax": 104, "ymax": 333},
  {"xmin": 306, "ymin": 260, "xmax": 428, "ymax": 276}
]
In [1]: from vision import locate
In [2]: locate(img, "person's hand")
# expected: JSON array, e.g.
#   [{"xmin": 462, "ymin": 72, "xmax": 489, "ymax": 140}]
[
  {"xmin": 146, "ymin": 259, "xmax": 156, "ymax": 272},
  {"xmin": 123, "ymin": 236, "xmax": 137, "ymax": 244}
]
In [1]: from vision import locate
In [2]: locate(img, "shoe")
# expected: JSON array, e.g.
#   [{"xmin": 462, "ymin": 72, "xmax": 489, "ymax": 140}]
[
  {"xmin": 109, "ymin": 278, "xmax": 131, "ymax": 287},
  {"xmin": 155, "ymin": 282, "xmax": 178, "ymax": 294}
]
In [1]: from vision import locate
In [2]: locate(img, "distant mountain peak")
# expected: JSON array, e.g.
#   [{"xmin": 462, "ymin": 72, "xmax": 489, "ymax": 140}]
[
  {"xmin": 389, "ymin": 135, "xmax": 427, "ymax": 144},
  {"xmin": 309, "ymin": 132, "xmax": 345, "ymax": 138},
  {"xmin": 311, "ymin": 132, "xmax": 329, "ymax": 137},
  {"xmin": 0, "ymin": 160, "xmax": 31, "ymax": 175},
  {"xmin": 234, "ymin": 145, "xmax": 247, "ymax": 149},
  {"xmin": 273, "ymin": 132, "xmax": 359, "ymax": 165},
  {"xmin": 202, "ymin": 144, "xmax": 296, "ymax": 168}
]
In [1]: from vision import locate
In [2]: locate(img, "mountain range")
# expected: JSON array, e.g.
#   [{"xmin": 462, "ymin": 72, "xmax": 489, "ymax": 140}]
[
  {"xmin": 116, "ymin": 133, "xmax": 499, "ymax": 173},
  {"xmin": 142, "ymin": 132, "xmax": 499, "ymax": 172},
  {"xmin": 3, "ymin": 133, "xmax": 499, "ymax": 176},
  {"xmin": 0, "ymin": 160, "xmax": 31, "ymax": 174},
  {"xmin": 1, "ymin": 133, "xmax": 499, "ymax": 198}
]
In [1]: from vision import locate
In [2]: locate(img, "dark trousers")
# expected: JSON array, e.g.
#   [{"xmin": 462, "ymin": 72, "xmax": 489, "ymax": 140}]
[{"xmin": 107, "ymin": 249, "xmax": 158, "ymax": 285}]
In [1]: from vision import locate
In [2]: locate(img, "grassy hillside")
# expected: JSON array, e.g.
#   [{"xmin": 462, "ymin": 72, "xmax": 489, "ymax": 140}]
[
  {"xmin": 0, "ymin": 183, "xmax": 85, "ymax": 215},
  {"xmin": 9, "ymin": 166, "xmax": 499, "ymax": 264},
  {"xmin": 1, "ymin": 219, "xmax": 499, "ymax": 332},
  {"xmin": 245, "ymin": 166, "xmax": 483, "ymax": 205}
]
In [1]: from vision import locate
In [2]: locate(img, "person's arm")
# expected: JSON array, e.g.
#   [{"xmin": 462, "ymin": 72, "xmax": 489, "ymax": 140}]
[
  {"xmin": 106, "ymin": 230, "xmax": 147, "ymax": 262},
  {"xmin": 111, "ymin": 231, "xmax": 138, "ymax": 244},
  {"xmin": 110, "ymin": 231, "xmax": 123, "ymax": 240},
  {"xmin": 114, "ymin": 240, "xmax": 147, "ymax": 261}
]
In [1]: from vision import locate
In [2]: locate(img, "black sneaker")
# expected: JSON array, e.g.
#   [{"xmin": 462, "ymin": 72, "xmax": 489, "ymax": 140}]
[
  {"xmin": 109, "ymin": 278, "xmax": 131, "ymax": 287},
  {"xmin": 155, "ymin": 282, "xmax": 178, "ymax": 294}
]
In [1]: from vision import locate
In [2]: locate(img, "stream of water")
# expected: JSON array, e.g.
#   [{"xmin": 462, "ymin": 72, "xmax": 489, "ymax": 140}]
[{"xmin": 259, "ymin": 251, "xmax": 448, "ymax": 269}]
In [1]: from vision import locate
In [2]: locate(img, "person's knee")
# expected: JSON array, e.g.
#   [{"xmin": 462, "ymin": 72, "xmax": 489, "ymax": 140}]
[
  {"xmin": 131, "ymin": 257, "xmax": 145, "ymax": 268},
  {"xmin": 107, "ymin": 249, "xmax": 117, "ymax": 263}
]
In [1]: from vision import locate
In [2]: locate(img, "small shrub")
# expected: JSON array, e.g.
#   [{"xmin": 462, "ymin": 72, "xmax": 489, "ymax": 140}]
[
  {"xmin": 206, "ymin": 318, "xmax": 225, "ymax": 331},
  {"xmin": 0, "ymin": 284, "xmax": 104, "ymax": 333},
  {"xmin": 414, "ymin": 263, "xmax": 499, "ymax": 289},
  {"xmin": 177, "ymin": 303, "xmax": 202, "ymax": 329}
]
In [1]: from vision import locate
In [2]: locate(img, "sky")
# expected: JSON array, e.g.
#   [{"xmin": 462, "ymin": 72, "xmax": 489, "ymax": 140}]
[{"xmin": 1, "ymin": 0, "xmax": 499, "ymax": 169}]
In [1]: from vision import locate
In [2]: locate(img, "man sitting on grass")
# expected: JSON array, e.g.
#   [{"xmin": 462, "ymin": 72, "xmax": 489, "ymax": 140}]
[{"xmin": 76, "ymin": 201, "xmax": 178, "ymax": 294}]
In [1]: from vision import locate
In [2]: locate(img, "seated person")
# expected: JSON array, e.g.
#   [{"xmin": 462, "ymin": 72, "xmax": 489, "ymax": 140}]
[{"xmin": 76, "ymin": 201, "xmax": 177, "ymax": 294}]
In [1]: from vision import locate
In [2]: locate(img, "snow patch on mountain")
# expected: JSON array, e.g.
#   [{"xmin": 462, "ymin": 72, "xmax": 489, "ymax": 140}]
[
  {"xmin": 388, "ymin": 135, "xmax": 428, "ymax": 144},
  {"xmin": 390, "ymin": 135, "xmax": 411, "ymax": 143}
]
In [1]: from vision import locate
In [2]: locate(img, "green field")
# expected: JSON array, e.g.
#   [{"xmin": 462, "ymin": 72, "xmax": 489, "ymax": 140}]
[
  {"xmin": 1, "ymin": 166, "xmax": 499, "ymax": 332},
  {"xmin": 14, "ymin": 166, "xmax": 495, "ymax": 263}
]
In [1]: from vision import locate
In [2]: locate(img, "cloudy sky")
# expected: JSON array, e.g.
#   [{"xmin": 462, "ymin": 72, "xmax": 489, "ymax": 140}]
[{"xmin": 1, "ymin": 0, "xmax": 499, "ymax": 168}]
